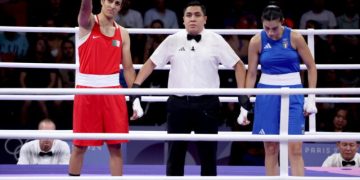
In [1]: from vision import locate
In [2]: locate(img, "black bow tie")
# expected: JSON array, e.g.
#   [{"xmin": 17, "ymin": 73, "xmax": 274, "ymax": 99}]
[
  {"xmin": 39, "ymin": 151, "xmax": 53, "ymax": 157},
  {"xmin": 342, "ymin": 160, "xmax": 356, "ymax": 166},
  {"xmin": 187, "ymin": 34, "xmax": 201, "ymax": 42}
]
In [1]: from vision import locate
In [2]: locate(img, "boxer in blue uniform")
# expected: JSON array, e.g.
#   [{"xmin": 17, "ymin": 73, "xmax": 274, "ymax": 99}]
[{"xmin": 244, "ymin": 5, "xmax": 318, "ymax": 176}]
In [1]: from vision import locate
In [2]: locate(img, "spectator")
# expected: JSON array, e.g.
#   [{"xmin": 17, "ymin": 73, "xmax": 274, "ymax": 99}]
[
  {"xmin": 42, "ymin": 15, "xmax": 66, "ymax": 62},
  {"xmin": 223, "ymin": 21, "xmax": 251, "ymax": 64},
  {"xmin": 144, "ymin": 0, "xmax": 179, "ymax": 28},
  {"xmin": 299, "ymin": 0, "xmax": 337, "ymax": 49},
  {"xmin": 115, "ymin": 0, "xmax": 143, "ymax": 28},
  {"xmin": 115, "ymin": 0, "xmax": 145, "ymax": 64},
  {"xmin": 19, "ymin": 37, "xmax": 57, "ymax": 127},
  {"xmin": 57, "ymin": 39, "xmax": 75, "ymax": 88},
  {"xmin": 299, "ymin": 0, "xmax": 337, "ymax": 30},
  {"xmin": 315, "ymin": 70, "xmax": 340, "ymax": 131},
  {"xmin": 0, "ymin": 15, "xmax": 29, "ymax": 62},
  {"xmin": 143, "ymin": 19, "xmax": 166, "ymax": 61},
  {"xmin": 322, "ymin": 141, "xmax": 360, "ymax": 167},
  {"xmin": 335, "ymin": 0, "xmax": 359, "ymax": 64},
  {"xmin": 329, "ymin": 107, "xmax": 351, "ymax": 132},
  {"xmin": 305, "ymin": 20, "xmax": 334, "ymax": 64},
  {"xmin": 17, "ymin": 119, "xmax": 70, "ymax": 164},
  {"xmin": 54, "ymin": 39, "xmax": 76, "ymax": 129},
  {"xmin": 0, "ymin": 14, "xmax": 29, "ymax": 87}
]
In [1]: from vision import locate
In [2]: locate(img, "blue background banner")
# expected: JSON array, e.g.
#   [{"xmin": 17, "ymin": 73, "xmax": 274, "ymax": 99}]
[{"xmin": 1, "ymin": 127, "xmax": 357, "ymax": 167}]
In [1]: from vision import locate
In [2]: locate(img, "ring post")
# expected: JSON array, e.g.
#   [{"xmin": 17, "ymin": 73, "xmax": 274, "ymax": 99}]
[{"xmin": 279, "ymin": 87, "xmax": 290, "ymax": 177}]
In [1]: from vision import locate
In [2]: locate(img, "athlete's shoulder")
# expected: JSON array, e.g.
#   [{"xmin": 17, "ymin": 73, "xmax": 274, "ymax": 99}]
[{"xmin": 250, "ymin": 33, "xmax": 261, "ymax": 45}]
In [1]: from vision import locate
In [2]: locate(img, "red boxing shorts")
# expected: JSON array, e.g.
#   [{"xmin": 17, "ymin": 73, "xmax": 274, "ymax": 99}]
[{"xmin": 73, "ymin": 85, "xmax": 129, "ymax": 146}]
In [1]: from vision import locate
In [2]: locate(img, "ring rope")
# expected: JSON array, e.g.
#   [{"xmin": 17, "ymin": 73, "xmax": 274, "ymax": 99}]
[
  {"xmin": 0, "ymin": 130, "xmax": 359, "ymax": 142},
  {"xmin": 1, "ymin": 62, "xmax": 360, "ymax": 70},
  {"xmin": 0, "ymin": 95, "xmax": 359, "ymax": 103},
  {"xmin": 0, "ymin": 88, "xmax": 358, "ymax": 96},
  {"xmin": 1, "ymin": 26, "xmax": 360, "ymax": 35}
]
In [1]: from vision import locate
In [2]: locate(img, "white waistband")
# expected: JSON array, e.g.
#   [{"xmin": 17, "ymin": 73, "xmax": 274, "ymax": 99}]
[
  {"xmin": 259, "ymin": 72, "xmax": 301, "ymax": 86},
  {"xmin": 76, "ymin": 72, "xmax": 120, "ymax": 87}
]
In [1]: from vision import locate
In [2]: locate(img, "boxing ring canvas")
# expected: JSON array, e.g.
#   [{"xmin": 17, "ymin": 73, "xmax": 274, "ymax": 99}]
[
  {"xmin": 0, "ymin": 165, "xmax": 359, "ymax": 177},
  {"xmin": 79, "ymin": 138, "xmax": 354, "ymax": 166}
]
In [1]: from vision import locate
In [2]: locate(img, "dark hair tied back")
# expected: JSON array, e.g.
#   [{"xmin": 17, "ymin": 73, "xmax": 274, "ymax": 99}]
[{"xmin": 261, "ymin": 4, "xmax": 284, "ymax": 21}]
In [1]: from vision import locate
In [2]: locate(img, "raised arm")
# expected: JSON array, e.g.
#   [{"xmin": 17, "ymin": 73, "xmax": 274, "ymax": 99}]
[{"xmin": 78, "ymin": 0, "xmax": 95, "ymax": 38}]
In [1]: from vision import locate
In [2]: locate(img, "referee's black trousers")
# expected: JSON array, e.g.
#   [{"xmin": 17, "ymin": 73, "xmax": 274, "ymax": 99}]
[{"xmin": 166, "ymin": 95, "xmax": 220, "ymax": 176}]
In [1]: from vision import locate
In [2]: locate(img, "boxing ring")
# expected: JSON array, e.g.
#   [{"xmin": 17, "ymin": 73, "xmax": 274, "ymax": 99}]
[{"xmin": 0, "ymin": 26, "xmax": 360, "ymax": 179}]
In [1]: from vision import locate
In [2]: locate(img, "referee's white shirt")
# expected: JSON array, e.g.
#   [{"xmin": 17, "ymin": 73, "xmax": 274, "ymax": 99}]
[
  {"xmin": 17, "ymin": 140, "xmax": 70, "ymax": 165},
  {"xmin": 150, "ymin": 29, "xmax": 240, "ymax": 89},
  {"xmin": 322, "ymin": 153, "xmax": 360, "ymax": 167}
]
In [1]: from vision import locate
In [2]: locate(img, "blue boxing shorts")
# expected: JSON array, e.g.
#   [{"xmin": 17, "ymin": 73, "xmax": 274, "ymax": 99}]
[{"xmin": 252, "ymin": 83, "xmax": 305, "ymax": 135}]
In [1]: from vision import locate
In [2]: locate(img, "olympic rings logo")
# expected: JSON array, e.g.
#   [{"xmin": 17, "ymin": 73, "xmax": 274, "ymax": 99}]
[{"xmin": 4, "ymin": 139, "xmax": 30, "ymax": 161}]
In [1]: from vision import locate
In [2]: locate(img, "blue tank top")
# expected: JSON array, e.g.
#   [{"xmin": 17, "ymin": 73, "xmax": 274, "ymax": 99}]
[{"xmin": 259, "ymin": 27, "xmax": 301, "ymax": 74}]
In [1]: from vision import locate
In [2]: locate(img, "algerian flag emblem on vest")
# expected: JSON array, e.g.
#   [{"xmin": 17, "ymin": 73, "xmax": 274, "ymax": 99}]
[{"xmin": 112, "ymin": 40, "xmax": 121, "ymax": 47}]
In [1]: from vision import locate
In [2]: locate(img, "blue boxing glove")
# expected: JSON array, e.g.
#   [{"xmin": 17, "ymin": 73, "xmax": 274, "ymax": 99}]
[{"xmin": 237, "ymin": 95, "xmax": 252, "ymax": 126}]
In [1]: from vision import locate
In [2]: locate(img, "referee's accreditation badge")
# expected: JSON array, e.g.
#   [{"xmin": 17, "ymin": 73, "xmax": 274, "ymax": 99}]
[{"xmin": 112, "ymin": 40, "xmax": 121, "ymax": 47}]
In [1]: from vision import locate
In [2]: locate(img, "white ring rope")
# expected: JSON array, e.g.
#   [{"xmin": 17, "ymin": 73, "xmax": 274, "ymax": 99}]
[
  {"xmin": 0, "ymin": 88, "xmax": 358, "ymax": 96},
  {"xmin": 0, "ymin": 95, "xmax": 359, "ymax": 103},
  {"xmin": 0, "ymin": 26, "xmax": 78, "ymax": 33},
  {"xmin": 0, "ymin": 130, "xmax": 359, "ymax": 142},
  {"xmin": 0, "ymin": 62, "xmax": 76, "ymax": 69},
  {"xmin": 1, "ymin": 62, "xmax": 360, "ymax": 70},
  {"xmin": 1, "ymin": 26, "xmax": 360, "ymax": 35}
]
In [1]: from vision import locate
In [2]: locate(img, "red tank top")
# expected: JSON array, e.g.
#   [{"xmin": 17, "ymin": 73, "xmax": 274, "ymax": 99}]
[{"xmin": 78, "ymin": 16, "xmax": 122, "ymax": 75}]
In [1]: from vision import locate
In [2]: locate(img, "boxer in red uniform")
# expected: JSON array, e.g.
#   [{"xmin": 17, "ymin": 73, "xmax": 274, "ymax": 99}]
[{"xmin": 68, "ymin": 0, "xmax": 142, "ymax": 176}]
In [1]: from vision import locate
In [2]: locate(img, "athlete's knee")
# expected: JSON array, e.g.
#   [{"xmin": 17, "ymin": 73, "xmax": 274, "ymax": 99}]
[
  {"xmin": 264, "ymin": 142, "xmax": 279, "ymax": 155},
  {"xmin": 72, "ymin": 145, "xmax": 87, "ymax": 155},
  {"xmin": 289, "ymin": 144, "xmax": 303, "ymax": 157},
  {"xmin": 107, "ymin": 143, "xmax": 121, "ymax": 150},
  {"xmin": 107, "ymin": 144, "xmax": 121, "ymax": 156}
]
